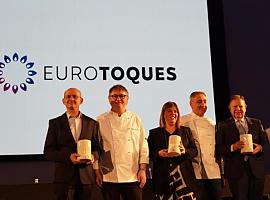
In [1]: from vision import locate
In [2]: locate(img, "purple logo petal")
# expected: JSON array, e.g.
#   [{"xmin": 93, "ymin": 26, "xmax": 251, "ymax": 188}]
[
  {"xmin": 4, "ymin": 83, "xmax": 10, "ymax": 91},
  {"xmin": 0, "ymin": 77, "xmax": 5, "ymax": 84},
  {"xmin": 12, "ymin": 85, "xmax": 18, "ymax": 94}
]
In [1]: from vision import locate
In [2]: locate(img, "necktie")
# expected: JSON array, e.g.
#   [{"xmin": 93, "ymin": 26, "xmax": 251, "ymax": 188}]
[
  {"xmin": 237, "ymin": 121, "xmax": 249, "ymax": 161},
  {"xmin": 237, "ymin": 121, "xmax": 246, "ymax": 135}
]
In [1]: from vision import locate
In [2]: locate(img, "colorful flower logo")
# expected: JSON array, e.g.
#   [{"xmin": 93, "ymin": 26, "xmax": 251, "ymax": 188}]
[{"xmin": 0, "ymin": 53, "xmax": 37, "ymax": 94}]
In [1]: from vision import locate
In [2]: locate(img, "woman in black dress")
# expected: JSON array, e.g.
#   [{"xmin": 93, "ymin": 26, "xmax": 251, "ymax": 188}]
[{"xmin": 148, "ymin": 101, "xmax": 198, "ymax": 200}]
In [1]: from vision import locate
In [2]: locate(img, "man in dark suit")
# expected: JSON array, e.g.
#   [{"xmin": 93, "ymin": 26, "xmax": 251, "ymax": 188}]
[
  {"xmin": 215, "ymin": 95, "xmax": 267, "ymax": 200},
  {"xmin": 44, "ymin": 88, "xmax": 103, "ymax": 200}
]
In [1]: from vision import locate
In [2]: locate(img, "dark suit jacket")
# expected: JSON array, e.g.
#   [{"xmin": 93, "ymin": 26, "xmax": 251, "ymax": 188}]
[
  {"xmin": 148, "ymin": 126, "xmax": 198, "ymax": 195},
  {"xmin": 44, "ymin": 113, "xmax": 101, "ymax": 184},
  {"xmin": 215, "ymin": 117, "xmax": 267, "ymax": 179}
]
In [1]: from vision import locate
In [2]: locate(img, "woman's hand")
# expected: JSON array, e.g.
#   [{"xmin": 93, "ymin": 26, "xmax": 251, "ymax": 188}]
[
  {"xmin": 179, "ymin": 144, "xmax": 185, "ymax": 154},
  {"xmin": 158, "ymin": 149, "xmax": 177, "ymax": 157}
]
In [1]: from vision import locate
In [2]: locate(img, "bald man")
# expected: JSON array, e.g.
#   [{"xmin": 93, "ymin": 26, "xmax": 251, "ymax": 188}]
[{"xmin": 44, "ymin": 88, "xmax": 103, "ymax": 200}]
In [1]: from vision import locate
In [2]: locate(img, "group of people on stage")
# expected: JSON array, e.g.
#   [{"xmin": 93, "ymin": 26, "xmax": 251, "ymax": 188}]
[{"xmin": 43, "ymin": 84, "xmax": 268, "ymax": 200}]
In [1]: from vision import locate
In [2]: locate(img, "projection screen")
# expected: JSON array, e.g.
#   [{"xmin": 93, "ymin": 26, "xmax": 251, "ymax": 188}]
[{"xmin": 0, "ymin": 0, "xmax": 215, "ymax": 155}]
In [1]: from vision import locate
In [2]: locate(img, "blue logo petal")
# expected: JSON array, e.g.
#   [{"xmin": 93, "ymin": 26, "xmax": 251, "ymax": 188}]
[
  {"xmin": 26, "ymin": 62, "xmax": 34, "ymax": 69},
  {"xmin": 26, "ymin": 78, "xmax": 34, "ymax": 84},
  {"xmin": 20, "ymin": 83, "xmax": 27, "ymax": 91},
  {"xmin": 4, "ymin": 55, "xmax": 11, "ymax": 63},
  {"xmin": 0, "ymin": 70, "xmax": 3, "ymax": 76},
  {"xmin": 20, "ymin": 56, "xmax": 27, "ymax": 63},
  {"xmin": 28, "ymin": 70, "xmax": 37, "ymax": 76},
  {"xmin": 13, "ymin": 53, "xmax": 19, "ymax": 61}
]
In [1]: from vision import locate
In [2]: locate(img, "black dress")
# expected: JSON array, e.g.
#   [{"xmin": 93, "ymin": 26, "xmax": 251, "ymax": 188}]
[{"xmin": 148, "ymin": 126, "xmax": 198, "ymax": 199}]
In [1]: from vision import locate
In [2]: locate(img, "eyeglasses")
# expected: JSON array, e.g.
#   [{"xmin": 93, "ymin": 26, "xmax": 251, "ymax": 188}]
[
  {"xmin": 65, "ymin": 95, "xmax": 80, "ymax": 99},
  {"xmin": 109, "ymin": 94, "xmax": 128, "ymax": 100}
]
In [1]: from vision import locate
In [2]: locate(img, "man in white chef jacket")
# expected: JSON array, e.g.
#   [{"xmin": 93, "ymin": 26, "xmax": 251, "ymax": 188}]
[
  {"xmin": 96, "ymin": 84, "xmax": 149, "ymax": 200},
  {"xmin": 180, "ymin": 91, "xmax": 222, "ymax": 200}
]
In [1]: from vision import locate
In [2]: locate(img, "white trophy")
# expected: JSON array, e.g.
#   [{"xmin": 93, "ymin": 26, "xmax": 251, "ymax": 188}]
[
  {"xmin": 240, "ymin": 134, "xmax": 253, "ymax": 154},
  {"xmin": 168, "ymin": 135, "xmax": 184, "ymax": 156},
  {"xmin": 77, "ymin": 139, "xmax": 92, "ymax": 161}
]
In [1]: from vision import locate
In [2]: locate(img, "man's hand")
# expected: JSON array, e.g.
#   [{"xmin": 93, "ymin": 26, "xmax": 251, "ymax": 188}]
[
  {"xmin": 252, "ymin": 143, "xmax": 262, "ymax": 155},
  {"xmin": 70, "ymin": 153, "xmax": 81, "ymax": 164},
  {"xmin": 70, "ymin": 153, "xmax": 96, "ymax": 165},
  {"xmin": 232, "ymin": 141, "xmax": 245, "ymax": 151},
  {"xmin": 137, "ymin": 169, "xmax": 147, "ymax": 188},
  {"xmin": 94, "ymin": 169, "xmax": 103, "ymax": 187},
  {"xmin": 86, "ymin": 154, "xmax": 95, "ymax": 165}
]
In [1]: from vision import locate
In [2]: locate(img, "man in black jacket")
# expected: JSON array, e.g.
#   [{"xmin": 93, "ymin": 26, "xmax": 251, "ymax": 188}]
[
  {"xmin": 215, "ymin": 95, "xmax": 267, "ymax": 200},
  {"xmin": 44, "ymin": 88, "xmax": 103, "ymax": 200}
]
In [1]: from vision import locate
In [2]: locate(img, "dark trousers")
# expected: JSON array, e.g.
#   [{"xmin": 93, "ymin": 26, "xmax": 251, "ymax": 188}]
[
  {"xmin": 196, "ymin": 179, "xmax": 222, "ymax": 200},
  {"xmin": 102, "ymin": 182, "xmax": 142, "ymax": 200},
  {"xmin": 228, "ymin": 162, "xmax": 265, "ymax": 200}
]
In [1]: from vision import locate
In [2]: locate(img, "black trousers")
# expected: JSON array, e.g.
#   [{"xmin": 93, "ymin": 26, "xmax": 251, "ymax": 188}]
[
  {"xmin": 228, "ymin": 162, "xmax": 265, "ymax": 200},
  {"xmin": 196, "ymin": 179, "xmax": 222, "ymax": 200},
  {"xmin": 102, "ymin": 182, "xmax": 142, "ymax": 200}
]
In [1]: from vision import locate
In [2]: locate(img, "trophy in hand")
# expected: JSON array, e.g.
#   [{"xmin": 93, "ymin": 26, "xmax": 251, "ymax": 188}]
[
  {"xmin": 240, "ymin": 134, "xmax": 253, "ymax": 154},
  {"xmin": 77, "ymin": 139, "xmax": 93, "ymax": 162},
  {"xmin": 168, "ymin": 135, "xmax": 185, "ymax": 157}
]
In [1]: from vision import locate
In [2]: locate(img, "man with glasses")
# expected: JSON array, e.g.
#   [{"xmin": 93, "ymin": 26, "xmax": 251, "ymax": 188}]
[
  {"xmin": 44, "ymin": 88, "xmax": 103, "ymax": 200},
  {"xmin": 96, "ymin": 84, "xmax": 149, "ymax": 200}
]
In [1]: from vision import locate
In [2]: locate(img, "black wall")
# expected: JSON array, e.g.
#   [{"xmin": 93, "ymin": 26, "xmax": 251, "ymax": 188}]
[
  {"xmin": 221, "ymin": 0, "xmax": 270, "ymax": 173},
  {"xmin": 223, "ymin": 0, "xmax": 270, "ymax": 129}
]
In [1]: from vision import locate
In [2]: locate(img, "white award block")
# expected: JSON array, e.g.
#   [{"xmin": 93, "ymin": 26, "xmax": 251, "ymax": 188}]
[
  {"xmin": 77, "ymin": 139, "xmax": 92, "ymax": 160},
  {"xmin": 168, "ymin": 135, "xmax": 183, "ymax": 156},
  {"xmin": 240, "ymin": 134, "xmax": 253, "ymax": 154}
]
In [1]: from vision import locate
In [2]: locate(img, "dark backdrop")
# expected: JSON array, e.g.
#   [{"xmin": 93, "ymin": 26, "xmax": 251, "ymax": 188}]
[
  {"xmin": 209, "ymin": 0, "xmax": 270, "ymax": 129},
  {"xmin": 209, "ymin": 0, "xmax": 270, "ymax": 176},
  {"xmin": 223, "ymin": 0, "xmax": 270, "ymax": 129}
]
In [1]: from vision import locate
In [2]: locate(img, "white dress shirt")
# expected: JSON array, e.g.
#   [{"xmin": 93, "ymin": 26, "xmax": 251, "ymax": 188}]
[
  {"xmin": 180, "ymin": 112, "xmax": 221, "ymax": 179},
  {"xmin": 67, "ymin": 112, "xmax": 82, "ymax": 142},
  {"xmin": 97, "ymin": 110, "xmax": 149, "ymax": 183}
]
